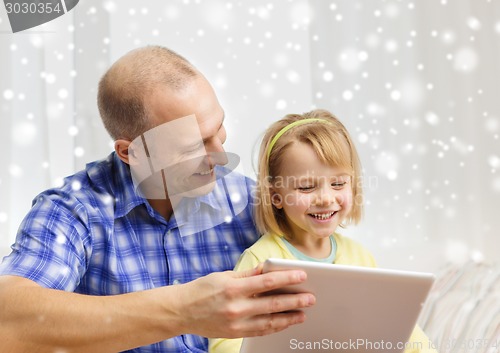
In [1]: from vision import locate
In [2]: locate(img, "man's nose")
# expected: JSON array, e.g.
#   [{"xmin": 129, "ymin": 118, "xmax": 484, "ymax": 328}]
[
  {"xmin": 206, "ymin": 151, "xmax": 228, "ymax": 167},
  {"xmin": 208, "ymin": 136, "xmax": 225, "ymax": 154},
  {"xmin": 205, "ymin": 139, "xmax": 228, "ymax": 166}
]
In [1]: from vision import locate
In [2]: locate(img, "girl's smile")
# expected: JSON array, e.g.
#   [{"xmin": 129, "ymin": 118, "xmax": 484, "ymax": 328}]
[{"xmin": 271, "ymin": 140, "xmax": 353, "ymax": 256}]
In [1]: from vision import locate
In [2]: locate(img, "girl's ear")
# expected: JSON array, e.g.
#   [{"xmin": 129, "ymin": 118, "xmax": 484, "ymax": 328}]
[
  {"xmin": 115, "ymin": 139, "xmax": 132, "ymax": 164},
  {"xmin": 270, "ymin": 189, "xmax": 283, "ymax": 209}
]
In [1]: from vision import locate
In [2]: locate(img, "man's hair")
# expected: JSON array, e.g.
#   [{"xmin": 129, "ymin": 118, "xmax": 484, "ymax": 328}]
[
  {"xmin": 97, "ymin": 45, "xmax": 198, "ymax": 140},
  {"xmin": 255, "ymin": 109, "xmax": 364, "ymax": 237}
]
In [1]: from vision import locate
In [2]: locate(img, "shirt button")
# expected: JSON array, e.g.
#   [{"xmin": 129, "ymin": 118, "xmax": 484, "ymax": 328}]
[{"xmin": 172, "ymin": 279, "xmax": 181, "ymax": 285}]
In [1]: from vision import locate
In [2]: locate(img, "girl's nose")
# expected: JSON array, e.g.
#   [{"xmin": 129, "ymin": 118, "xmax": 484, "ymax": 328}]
[{"xmin": 315, "ymin": 187, "xmax": 336, "ymax": 207}]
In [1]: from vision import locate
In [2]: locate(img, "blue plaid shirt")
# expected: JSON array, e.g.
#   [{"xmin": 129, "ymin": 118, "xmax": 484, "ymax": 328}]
[{"xmin": 0, "ymin": 152, "xmax": 259, "ymax": 353}]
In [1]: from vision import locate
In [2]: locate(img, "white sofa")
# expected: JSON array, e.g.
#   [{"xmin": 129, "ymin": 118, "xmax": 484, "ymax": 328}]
[
  {"xmin": 0, "ymin": 246, "xmax": 10, "ymax": 260},
  {"xmin": 419, "ymin": 261, "xmax": 500, "ymax": 353}
]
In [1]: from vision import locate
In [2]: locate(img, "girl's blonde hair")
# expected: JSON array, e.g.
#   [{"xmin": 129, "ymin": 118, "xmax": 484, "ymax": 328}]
[{"xmin": 255, "ymin": 109, "xmax": 363, "ymax": 237}]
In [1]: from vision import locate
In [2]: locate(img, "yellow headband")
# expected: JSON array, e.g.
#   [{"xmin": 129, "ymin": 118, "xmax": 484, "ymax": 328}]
[{"xmin": 266, "ymin": 118, "xmax": 331, "ymax": 161}]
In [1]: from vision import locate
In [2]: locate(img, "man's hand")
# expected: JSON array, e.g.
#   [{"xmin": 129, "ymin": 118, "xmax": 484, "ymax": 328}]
[
  {"xmin": 0, "ymin": 268, "xmax": 314, "ymax": 352},
  {"xmin": 174, "ymin": 266, "xmax": 315, "ymax": 338}
]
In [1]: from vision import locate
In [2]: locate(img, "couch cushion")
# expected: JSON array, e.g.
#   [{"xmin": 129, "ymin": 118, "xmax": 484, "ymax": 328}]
[{"xmin": 419, "ymin": 261, "xmax": 500, "ymax": 353}]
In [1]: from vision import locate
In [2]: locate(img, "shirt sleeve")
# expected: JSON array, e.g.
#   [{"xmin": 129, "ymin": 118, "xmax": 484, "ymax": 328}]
[
  {"xmin": 404, "ymin": 325, "xmax": 439, "ymax": 353},
  {"xmin": 234, "ymin": 249, "xmax": 261, "ymax": 271},
  {"xmin": 0, "ymin": 192, "xmax": 90, "ymax": 291},
  {"xmin": 208, "ymin": 249, "xmax": 261, "ymax": 353}
]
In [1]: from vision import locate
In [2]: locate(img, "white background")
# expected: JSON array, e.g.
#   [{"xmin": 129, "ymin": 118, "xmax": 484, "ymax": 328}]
[{"xmin": 1, "ymin": 0, "xmax": 499, "ymax": 272}]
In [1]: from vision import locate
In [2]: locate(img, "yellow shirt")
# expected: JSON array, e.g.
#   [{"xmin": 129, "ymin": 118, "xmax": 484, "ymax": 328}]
[{"xmin": 209, "ymin": 232, "xmax": 438, "ymax": 353}]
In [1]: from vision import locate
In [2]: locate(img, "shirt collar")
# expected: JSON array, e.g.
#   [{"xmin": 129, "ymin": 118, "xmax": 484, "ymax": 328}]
[
  {"xmin": 87, "ymin": 152, "xmax": 147, "ymax": 219},
  {"xmin": 99, "ymin": 153, "xmax": 225, "ymax": 220},
  {"xmin": 171, "ymin": 167, "xmax": 227, "ymax": 217},
  {"xmin": 108, "ymin": 152, "xmax": 149, "ymax": 219}
]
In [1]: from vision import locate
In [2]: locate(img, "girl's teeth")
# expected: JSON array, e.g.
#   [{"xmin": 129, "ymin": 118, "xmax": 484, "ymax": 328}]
[{"xmin": 311, "ymin": 212, "xmax": 334, "ymax": 220}]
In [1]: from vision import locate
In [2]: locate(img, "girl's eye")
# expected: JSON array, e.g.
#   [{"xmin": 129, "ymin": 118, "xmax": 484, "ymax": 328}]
[
  {"xmin": 332, "ymin": 182, "xmax": 347, "ymax": 189},
  {"xmin": 298, "ymin": 186, "xmax": 314, "ymax": 192}
]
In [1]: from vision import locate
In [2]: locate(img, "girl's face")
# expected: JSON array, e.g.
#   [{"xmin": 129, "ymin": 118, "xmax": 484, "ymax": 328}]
[{"xmin": 271, "ymin": 141, "xmax": 353, "ymax": 242}]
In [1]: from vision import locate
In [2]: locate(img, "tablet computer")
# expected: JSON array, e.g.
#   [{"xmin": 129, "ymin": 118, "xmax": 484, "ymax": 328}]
[{"xmin": 240, "ymin": 258, "xmax": 435, "ymax": 353}]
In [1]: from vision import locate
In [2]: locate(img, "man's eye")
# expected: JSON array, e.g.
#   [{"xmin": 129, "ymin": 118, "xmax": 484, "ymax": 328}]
[{"xmin": 185, "ymin": 144, "xmax": 204, "ymax": 154}]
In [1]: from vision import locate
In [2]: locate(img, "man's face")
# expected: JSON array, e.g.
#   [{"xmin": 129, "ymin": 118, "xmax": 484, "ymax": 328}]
[{"xmin": 128, "ymin": 76, "xmax": 229, "ymax": 199}]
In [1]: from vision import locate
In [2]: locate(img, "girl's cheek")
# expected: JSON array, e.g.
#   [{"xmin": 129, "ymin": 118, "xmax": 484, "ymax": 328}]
[
  {"xmin": 296, "ymin": 194, "xmax": 312, "ymax": 207},
  {"xmin": 337, "ymin": 190, "xmax": 354, "ymax": 208}
]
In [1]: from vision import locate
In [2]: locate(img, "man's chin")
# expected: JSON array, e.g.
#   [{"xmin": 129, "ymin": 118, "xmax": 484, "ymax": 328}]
[{"xmin": 173, "ymin": 179, "xmax": 217, "ymax": 199}]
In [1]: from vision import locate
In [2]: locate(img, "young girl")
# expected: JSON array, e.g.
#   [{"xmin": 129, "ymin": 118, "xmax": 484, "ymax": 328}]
[{"xmin": 209, "ymin": 109, "xmax": 437, "ymax": 353}]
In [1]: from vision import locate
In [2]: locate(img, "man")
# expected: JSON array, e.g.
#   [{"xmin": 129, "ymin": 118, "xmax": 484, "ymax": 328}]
[{"xmin": 0, "ymin": 46, "xmax": 315, "ymax": 352}]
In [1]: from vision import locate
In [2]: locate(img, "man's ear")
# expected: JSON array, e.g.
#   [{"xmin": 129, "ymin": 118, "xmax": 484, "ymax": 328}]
[{"xmin": 115, "ymin": 139, "xmax": 132, "ymax": 164}]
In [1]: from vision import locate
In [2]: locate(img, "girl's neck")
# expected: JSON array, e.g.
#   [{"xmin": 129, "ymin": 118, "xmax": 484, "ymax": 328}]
[{"xmin": 284, "ymin": 235, "xmax": 332, "ymax": 259}]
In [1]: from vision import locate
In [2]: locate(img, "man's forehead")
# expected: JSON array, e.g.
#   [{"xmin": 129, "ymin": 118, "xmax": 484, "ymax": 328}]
[
  {"xmin": 146, "ymin": 89, "xmax": 192, "ymax": 124},
  {"xmin": 143, "ymin": 114, "xmax": 203, "ymax": 146},
  {"xmin": 148, "ymin": 77, "xmax": 223, "ymax": 125}
]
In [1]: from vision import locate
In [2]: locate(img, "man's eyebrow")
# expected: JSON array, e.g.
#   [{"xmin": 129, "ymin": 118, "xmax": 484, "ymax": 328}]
[{"xmin": 202, "ymin": 111, "xmax": 225, "ymax": 143}]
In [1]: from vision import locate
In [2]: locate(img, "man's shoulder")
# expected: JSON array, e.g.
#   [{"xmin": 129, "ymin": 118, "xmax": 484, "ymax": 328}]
[
  {"xmin": 61, "ymin": 153, "xmax": 117, "ymax": 192},
  {"xmin": 33, "ymin": 153, "xmax": 125, "ymax": 213}
]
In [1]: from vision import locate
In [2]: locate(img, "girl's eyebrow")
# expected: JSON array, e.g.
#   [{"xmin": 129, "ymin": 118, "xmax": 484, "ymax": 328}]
[{"xmin": 298, "ymin": 172, "xmax": 350, "ymax": 178}]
